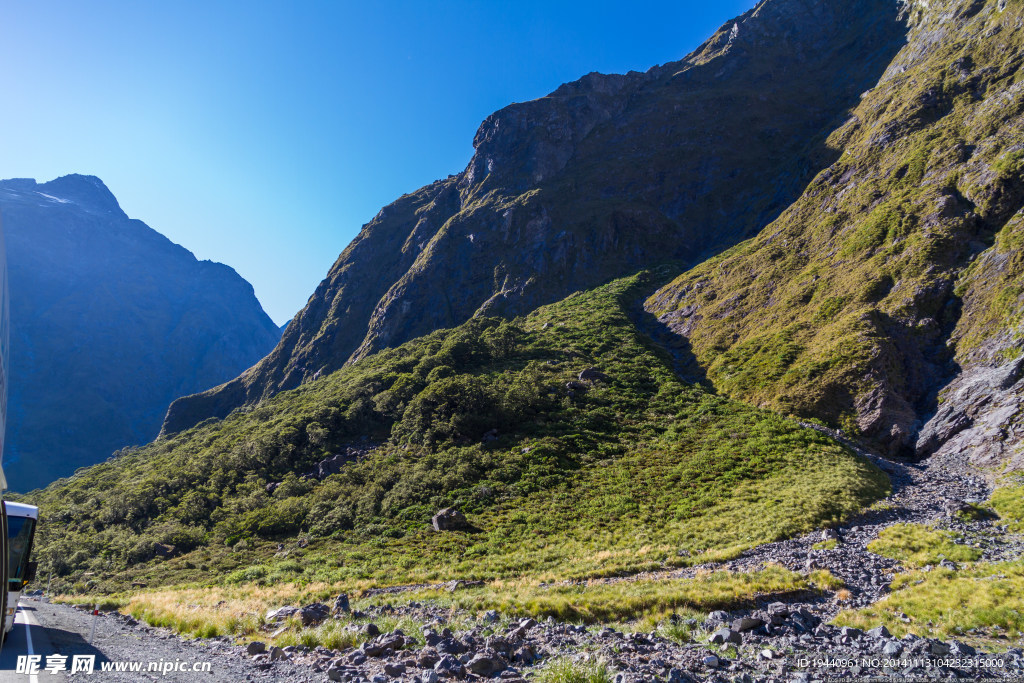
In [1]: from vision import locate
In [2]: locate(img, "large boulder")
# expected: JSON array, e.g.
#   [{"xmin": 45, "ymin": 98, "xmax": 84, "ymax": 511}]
[
  {"xmin": 298, "ymin": 603, "xmax": 330, "ymax": 626},
  {"xmin": 432, "ymin": 507, "xmax": 470, "ymax": 532},
  {"xmin": 466, "ymin": 650, "xmax": 507, "ymax": 676},
  {"xmin": 578, "ymin": 367, "xmax": 610, "ymax": 383}
]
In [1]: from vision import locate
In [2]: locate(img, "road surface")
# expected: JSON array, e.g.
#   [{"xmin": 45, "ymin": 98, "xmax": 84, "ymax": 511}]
[{"xmin": 0, "ymin": 599, "xmax": 320, "ymax": 681}]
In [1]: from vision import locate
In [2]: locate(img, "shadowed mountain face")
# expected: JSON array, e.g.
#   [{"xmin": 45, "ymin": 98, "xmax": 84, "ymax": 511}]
[
  {"xmin": 163, "ymin": 0, "xmax": 907, "ymax": 435},
  {"xmin": 1, "ymin": 175, "xmax": 281, "ymax": 490}
]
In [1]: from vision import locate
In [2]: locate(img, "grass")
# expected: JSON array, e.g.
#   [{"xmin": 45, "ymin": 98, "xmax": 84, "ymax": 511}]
[
  {"xmin": 990, "ymin": 485, "xmax": 1024, "ymax": 532},
  {"xmin": 54, "ymin": 595, "xmax": 129, "ymax": 612},
  {"xmin": 532, "ymin": 657, "xmax": 614, "ymax": 683},
  {"xmin": 30, "ymin": 273, "xmax": 888, "ymax": 595},
  {"xmin": 808, "ymin": 569, "xmax": 845, "ymax": 591},
  {"xmin": 374, "ymin": 564, "xmax": 809, "ymax": 625},
  {"xmin": 812, "ymin": 539, "xmax": 838, "ymax": 551},
  {"xmin": 834, "ymin": 561, "xmax": 1024, "ymax": 643},
  {"xmin": 866, "ymin": 523, "xmax": 981, "ymax": 568},
  {"xmin": 60, "ymin": 582, "xmax": 433, "ymax": 648},
  {"xmin": 60, "ymin": 565, "xmax": 816, "ymax": 649}
]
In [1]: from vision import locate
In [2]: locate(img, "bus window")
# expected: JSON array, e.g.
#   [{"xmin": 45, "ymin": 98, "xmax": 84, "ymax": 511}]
[{"xmin": 7, "ymin": 516, "xmax": 34, "ymax": 585}]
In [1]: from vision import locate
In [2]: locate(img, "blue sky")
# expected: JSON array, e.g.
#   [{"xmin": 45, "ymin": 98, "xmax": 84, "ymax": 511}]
[{"xmin": 0, "ymin": 1, "xmax": 757, "ymax": 325}]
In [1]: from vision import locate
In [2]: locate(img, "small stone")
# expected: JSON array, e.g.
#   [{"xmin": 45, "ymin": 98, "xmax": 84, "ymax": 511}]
[
  {"xmin": 705, "ymin": 610, "xmax": 730, "ymax": 626},
  {"xmin": 434, "ymin": 653, "xmax": 465, "ymax": 678},
  {"xmin": 732, "ymin": 616, "xmax": 765, "ymax": 632},
  {"xmin": 840, "ymin": 626, "xmax": 862, "ymax": 639},
  {"xmin": 246, "ymin": 641, "xmax": 266, "ymax": 656},
  {"xmin": 703, "ymin": 655, "xmax": 720, "ymax": 668},
  {"xmin": 383, "ymin": 662, "xmax": 406, "ymax": 676},
  {"xmin": 482, "ymin": 610, "xmax": 500, "ymax": 623},
  {"xmin": 708, "ymin": 627, "xmax": 742, "ymax": 645},
  {"xmin": 265, "ymin": 606, "xmax": 299, "ymax": 622},
  {"xmin": 866, "ymin": 625, "xmax": 891, "ymax": 639},
  {"xmin": 760, "ymin": 649, "xmax": 774, "ymax": 659},
  {"xmin": 298, "ymin": 602, "xmax": 330, "ymax": 626}
]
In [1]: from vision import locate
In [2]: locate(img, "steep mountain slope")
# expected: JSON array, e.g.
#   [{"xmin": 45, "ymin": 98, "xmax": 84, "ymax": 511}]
[
  {"xmin": 162, "ymin": 0, "xmax": 908, "ymax": 434},
  {"xmin": 647, "ymin": 0, "xmax": 1024, "ymax": 463},
  {"xmin": 0, "ymin": 175, "xmax": 281, "ymax": 490}
]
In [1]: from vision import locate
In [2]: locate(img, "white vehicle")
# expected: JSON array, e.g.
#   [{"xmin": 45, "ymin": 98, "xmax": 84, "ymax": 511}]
[
  {"xmin": 3, "ymin": 502, "xmax": 37, "ymax": 635},
  {"xmin": 0, "ymin": 220, "xmax": 11, "ymax": 644}
]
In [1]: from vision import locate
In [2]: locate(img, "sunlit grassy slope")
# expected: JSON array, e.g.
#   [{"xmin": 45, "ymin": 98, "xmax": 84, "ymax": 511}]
[
  {"xmin": 835, "ymin": 561, "xmax": 1024, "ymax": 644},
  {"xmin": 27, "ymin": 271, "xmax": 887, "ymax": 594}
]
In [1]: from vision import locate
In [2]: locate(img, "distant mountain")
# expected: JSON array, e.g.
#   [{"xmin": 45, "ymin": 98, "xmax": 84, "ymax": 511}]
[
  {"xmin": 0, "ymin": 175, "xmax": 281, "ymax": 490},
  {"xmin": 162, "ymin": 0, "xmax": 907, "ymax": 434}
]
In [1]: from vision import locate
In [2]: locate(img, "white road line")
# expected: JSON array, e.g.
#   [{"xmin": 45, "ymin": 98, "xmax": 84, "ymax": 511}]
[{"xmin": 18, "ymin": 605, "xmax": 38, "ymax": 683}]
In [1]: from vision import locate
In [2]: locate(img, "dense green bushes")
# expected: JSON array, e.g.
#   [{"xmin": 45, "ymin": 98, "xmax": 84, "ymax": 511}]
[{"xmin": 26, "ymin": 273, "xmax": 887, "ymax": 591}]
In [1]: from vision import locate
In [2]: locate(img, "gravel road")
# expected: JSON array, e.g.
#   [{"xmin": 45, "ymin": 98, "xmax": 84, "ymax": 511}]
[{"xmin": 0, "ymin": 599, "xmax": 323, "ymax": 682}]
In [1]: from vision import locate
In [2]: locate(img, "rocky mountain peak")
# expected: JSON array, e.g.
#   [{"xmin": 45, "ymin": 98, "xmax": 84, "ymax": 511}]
[{"xmin": 162, "ymin": 0, "xmax": 908, "ymax": 436}]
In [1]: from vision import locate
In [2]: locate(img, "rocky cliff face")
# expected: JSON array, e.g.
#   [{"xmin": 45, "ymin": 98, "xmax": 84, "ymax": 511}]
[
  {"xmin": 647, "ymin": 0, "xmax": 1024, "ymax": 466},
  {"xmin": 163, "ymin": 0, "xmax": 907, "ymax": 434},
  {"xmin": 1, "ymin": 175, "xmax": 281, "ymax": 490}
]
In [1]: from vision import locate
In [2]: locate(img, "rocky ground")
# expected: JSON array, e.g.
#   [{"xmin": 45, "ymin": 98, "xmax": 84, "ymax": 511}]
[{"xmin": 222, "ymin": 434, "xmax": 1023, "ymax": 682}]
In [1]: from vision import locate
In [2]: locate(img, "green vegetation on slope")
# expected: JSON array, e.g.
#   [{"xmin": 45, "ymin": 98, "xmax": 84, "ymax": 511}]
[
  {"xmin": 835, "ymin": 561, "xmax": 1024, "ymax": 642},
  {"xmin": 990, "ymin": 484, "xmax": 1024, "ymax": 532},
  {"xmin": 866, "ymin": 523, "xmax": 982, "ymax": 568},
  {"xmin": 28, "ymin": 273, "xmax": 887, "ymax": 593},
  {"xmin": 647, "ymin": 1, "xmax": 1024, "ymax": 454}
]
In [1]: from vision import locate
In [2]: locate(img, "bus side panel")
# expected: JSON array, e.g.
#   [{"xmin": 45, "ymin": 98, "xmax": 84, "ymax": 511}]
[{"xmin": 1, "ymin": 501, "xmax": 9, "ymax": 640}]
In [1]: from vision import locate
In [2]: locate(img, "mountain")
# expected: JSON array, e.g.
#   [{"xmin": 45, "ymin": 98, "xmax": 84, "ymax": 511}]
[
  {"xmin": 0, "ymin": 175, "xmax": 281, "ymax": 490},
  {"xmin": 647, "ymin": 0, "xmax": 1024, "ymax": 467},
  {"xmin": 20, "ymin": 0, "xmax": 1024, "ymax": 668},
  {"xmin": 161, "ymin": 0, "xmax": 907, "ymax": 435}
]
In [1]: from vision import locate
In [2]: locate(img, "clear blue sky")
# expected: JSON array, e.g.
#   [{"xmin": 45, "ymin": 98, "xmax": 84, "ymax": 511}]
[{"xmin": 0, "ymin": 1, "xmax": 757, "ymax": 325}]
